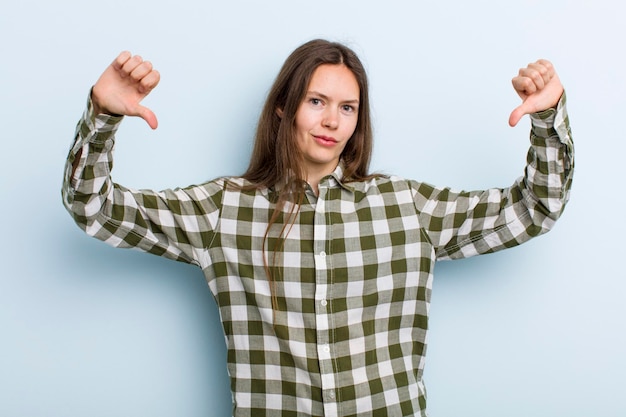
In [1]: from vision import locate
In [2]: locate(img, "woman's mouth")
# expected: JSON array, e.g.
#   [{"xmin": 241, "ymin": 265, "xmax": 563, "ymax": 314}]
[{"xmin": 313, "ymin": 135, "xmax": 337, "ymax": 146}]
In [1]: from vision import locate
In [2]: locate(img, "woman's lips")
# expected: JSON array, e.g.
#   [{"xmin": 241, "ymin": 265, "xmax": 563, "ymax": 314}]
[{"xmin": 313, "ymin": 135, "xmax": 337, "ymax": 146}]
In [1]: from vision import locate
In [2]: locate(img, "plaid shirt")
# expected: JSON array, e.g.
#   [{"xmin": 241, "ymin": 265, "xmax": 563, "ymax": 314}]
[{"xmin": 62, "ymin": 94, "xmax": 573, "ymax": 417}]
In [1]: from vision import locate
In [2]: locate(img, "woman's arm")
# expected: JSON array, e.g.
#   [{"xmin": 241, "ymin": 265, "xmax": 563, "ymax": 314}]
[
  {"xmin": 62, "ymin": 53, "xmax": 222, "ymax": 266},
  {"xmin": 413, "ymin": 60, "xmax": 574, "ymax": 259}
]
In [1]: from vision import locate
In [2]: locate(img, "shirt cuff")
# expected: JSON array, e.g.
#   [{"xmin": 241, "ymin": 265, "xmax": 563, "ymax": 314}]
[
  {"xmin": 529, "ymin": 91, "xmax": 572, "ymax": 146},
  {"xmin": 79, "ymin": 90, "xmax": 125, "ymax": 147}
]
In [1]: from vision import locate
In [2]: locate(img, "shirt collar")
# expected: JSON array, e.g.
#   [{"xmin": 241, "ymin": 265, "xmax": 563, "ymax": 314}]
[
  {"xmin": 271, "ymin": 161, "xmax": 355, "ymax": 194},
  {"xmin": 322, "ymin": 162, "xmax": 355, "ymax": 193}
]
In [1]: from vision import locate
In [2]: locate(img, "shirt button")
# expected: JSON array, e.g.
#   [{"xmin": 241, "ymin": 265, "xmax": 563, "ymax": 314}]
[
  {"xmin": 319, "ymin": 251, "xmax": 326, "ymax": 259},
  {"xmin": 320, "ymin": 299, "xmax": 328, "ymax": 307},
  {"xmin": 327, "ymin": 390, "xmax": 336, "ymax": 400},
  {"xmin": 322, "ymin": 344, "xmax": 330, "ymax": 353}
]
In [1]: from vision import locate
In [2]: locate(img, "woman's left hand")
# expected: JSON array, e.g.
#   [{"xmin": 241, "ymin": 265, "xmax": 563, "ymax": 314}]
[{"xmin": 508, "ymin": 59, "xmax": 564, "ymax": 127}]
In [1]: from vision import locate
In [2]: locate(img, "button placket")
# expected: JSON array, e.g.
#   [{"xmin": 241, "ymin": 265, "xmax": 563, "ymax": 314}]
[{"xmin": 313, "ymin": 183, "xmax": 338, "ymax": 416}]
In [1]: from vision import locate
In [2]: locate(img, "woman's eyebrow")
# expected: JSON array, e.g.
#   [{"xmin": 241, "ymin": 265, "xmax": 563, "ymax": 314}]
[{"xmin": 307, "ymin": 90, "xmax": 360, "ymax": 104}]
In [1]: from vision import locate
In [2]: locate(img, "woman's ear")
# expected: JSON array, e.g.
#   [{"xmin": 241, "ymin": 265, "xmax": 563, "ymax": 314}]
[{"xmin": 275, "ymin": 108, "xmax": 284, "ymax": 118}]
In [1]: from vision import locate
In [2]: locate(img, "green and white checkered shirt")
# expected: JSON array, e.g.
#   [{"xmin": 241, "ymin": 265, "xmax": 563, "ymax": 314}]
[{"xmin": 62, "ymin": 94, "xmax": 573, "ymax": 417}]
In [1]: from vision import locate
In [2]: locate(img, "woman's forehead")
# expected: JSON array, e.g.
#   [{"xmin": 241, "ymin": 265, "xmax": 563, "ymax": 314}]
[{"xmin": 306, "ymin": 64, "xmax": 360, "ymax": 101}]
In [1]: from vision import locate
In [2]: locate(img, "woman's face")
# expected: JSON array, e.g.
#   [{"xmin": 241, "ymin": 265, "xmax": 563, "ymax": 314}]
[{"xmin": 294, "ymin": 64, "xmax": 360, "ymax": 182}]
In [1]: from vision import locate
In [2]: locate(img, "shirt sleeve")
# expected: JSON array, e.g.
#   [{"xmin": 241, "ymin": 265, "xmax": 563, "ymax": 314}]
[
  {"xmin": 61, "ymin": 93, "xmax": 223, "ymax": 266},
  {"xmin": 411, "ymin": 93, "xmax": 574, "ymax": 260}
]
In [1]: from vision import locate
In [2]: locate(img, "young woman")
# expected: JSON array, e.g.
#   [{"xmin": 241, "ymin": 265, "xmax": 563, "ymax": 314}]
[{"xmin": 63, "ymin": 39, "xmax": 573, "ymax": 416}]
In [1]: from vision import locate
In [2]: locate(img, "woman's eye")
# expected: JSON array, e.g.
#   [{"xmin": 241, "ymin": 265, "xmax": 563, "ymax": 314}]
[
  {"xmin": 342, "ymin": 105, "xmax": 355, "ymax": 112},
  {"xmin": 310, "ymin": 98, "xmax": 321, "ymax": 105}
]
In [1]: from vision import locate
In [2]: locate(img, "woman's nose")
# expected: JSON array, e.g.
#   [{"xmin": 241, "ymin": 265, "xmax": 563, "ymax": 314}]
[{"xmin": 323, "ymin": 110, "xmax": 338, "ymax": 129}]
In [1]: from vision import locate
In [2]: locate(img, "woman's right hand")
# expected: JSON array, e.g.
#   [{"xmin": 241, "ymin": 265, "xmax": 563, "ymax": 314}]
[{"xmin": 91, "ymin": 51, "xmax": 160, "ymax": 129}]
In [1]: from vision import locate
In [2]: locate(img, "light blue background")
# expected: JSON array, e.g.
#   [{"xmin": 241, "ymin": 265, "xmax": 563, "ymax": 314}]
[{"xmin": 1, "ymin": 1, "xmax": 623, "ymax": 416}]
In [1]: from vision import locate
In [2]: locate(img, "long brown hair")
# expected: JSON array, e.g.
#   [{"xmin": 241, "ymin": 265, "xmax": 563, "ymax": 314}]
[
  {"xmin": 240, "ymin": 39, "xmax": 377, "ymax": 309},
  {"xmin": 243, "ymin": 38, "xmax": 374, "ymax": 188}
]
